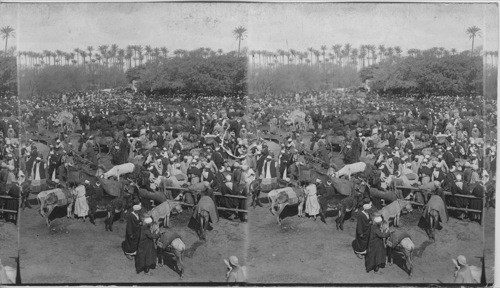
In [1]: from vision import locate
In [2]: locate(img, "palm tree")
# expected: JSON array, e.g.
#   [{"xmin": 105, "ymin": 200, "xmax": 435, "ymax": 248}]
[
  {"xmin": 394, "ymin": 46, "xmax": 402, "ymax": 57},
  {"xmin": 350, "ymin": 48, "xmax": 359, "ymax": 68},
  {"xmin": 98, "ymin": 45, "xmax": 109, "ymax": 65},
  {"xmin": 343, "ymin": 44, "xmax": 352, "ymax": 66},
  {"xmin": 233, "ymin": 26, "xmax": 247, "ymax": 57},
  {"xmin": 160, "ymin": 47, "xmax": 168, "ymax": 58},
  {"xmin": 466, "ymin": 25, "xmax": 481, "ymax": 56},
  {"xmin": 289, "ymin": 49, "xmax": 297, "ymax": 64},
  {"xmin": 307, "ymin": 47, "xmax": 314, "ymax": 65},
  {"xmin": 125, "ymin": 50, "xmax": 133, "ymax": 69},
  {"xmin": 1, "ymin": 26, "xmax": 15, "ymax": 56},
  {"xmin": 331, "ymin": 44, "xmax": 342, "ymax": 65},
  {"xmin": 55, "ymin": 50, "xmax": 64, "ymax": 65},
  {"xmin": 320, "ymin": 45, "xmax": 327, "ymax": 65},
  {"xmin": 117, "ymin": 49, "xmax": 125, "ymax": 68},
  {"xmin": 359, "ymin": 46, "xmax": 367, "ymax": 68},
  {"xmin": 80, "ymin": 50, "xmax": 87, "ymax": 65},
  {"xmin": 110, "ymin": 44, "xmax": 119, "ymax": 65},
  {"xmin": 94, "ymin": 53, "xmax": 101, "ymax": 64},
  {"xmin": 87, "ymin": 46, "xmax": 94, "ymax": 62},
  {"xmin": 386, "ymin": 47, "xmax": 394, "ymax": 59},
  {"xmin": 51, "ymin": 52, "xmax": 57, "ymax": 66},
  {"xmin": 451, "ymin": 48, "xmax": 457, "ymax": 55},
  {"xmin": 74, "ymin": 48, "xmax": 81, "ymax": 65},
  {"xmin": 313, "ymin": 50, "xmax": 321, "ymax": 67},
  {"xmin": 378, "ymin": 45, "xmax": 386, "ymax": 61},
  {"xmin": 43, "ymin": 50, "xmax": 51, "ymax": 65},
  {"xmin": 152, "ymin": 48, "xmax": 160, "ymax": 61},
  {"xmin": 145, "ymin": 45, "xmax": 152, "ymax": 62}
]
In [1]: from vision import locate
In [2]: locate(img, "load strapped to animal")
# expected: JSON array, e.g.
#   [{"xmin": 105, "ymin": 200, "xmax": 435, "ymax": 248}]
[
  {"xmin": 53, "ymin": 111, "xmax": 75, "ymax": 132},
  {"xmin": 286, "ymin": 110, "xmax": 307, "ymax": 130}
]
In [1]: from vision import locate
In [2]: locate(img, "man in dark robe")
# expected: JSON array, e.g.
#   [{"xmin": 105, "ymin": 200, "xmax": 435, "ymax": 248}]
[
  {"xmin": 47, "ymin": 151, "xmax": 60, "ymax": 181},
  {"xmin": 122, "ymin": 204, "xmax": 142, "ymax": 260},
  {"xmin": 135, "ymin": 217, "xmax": 161, "ymax": 275},
  {"xmin": 57, "ymin": 162, "xmax": 69, "ymax": 184},
  {"xmin": 0, "ymin": 164, "xmax": 8, "ymax": 195},
  {"xmin": 351, "ymin": 133, "xmax": 363, "ymax": 163},
  {"xmin": 365, "ymin": 216, "xmax": 392, "ymax": 273},
  {"xmin": 212, "ymin": 146, "xmax": 224, "ymax": 170},
  {"xmin": 278, "ymin": 149, "xmax": 290, "ymax": 179},
  {"xmin": 352, "ymin": 202, "xmax": 372, "ymax": 258},
  {"xmin": 232, "ymin": 163, "xmax": 243, "ymax": 193},
  {"xmin": 443, "ymin": 146, "xmax": 455, "ymax": 168},
  {"xmin": 317, "ymin": 180, "xmax": 335, "ymax": 223},
  {"xmin": 388, "ymin": 132, "xmax": 397, "ymax": 148},
  {"xmin": 156, "ymin": 132, "xmax": 164, "ymax": 149},
  {"xmin": 255, "ymin": 153, "xmax": 266, "ymax": 178},
  {"xmin": 172, "ymin": 138, "xmax": 182, "ymax": 155},
  {"xmin": 119, "ymin": 136, "xmax": 131, "ymax": 163},
  {"xmin": 84, "ymin": 140, "xmax": 98, "ymax": 166},
  {"xmin": 310, "ymin": 132, "xmax": 319, "ymax": 151}
]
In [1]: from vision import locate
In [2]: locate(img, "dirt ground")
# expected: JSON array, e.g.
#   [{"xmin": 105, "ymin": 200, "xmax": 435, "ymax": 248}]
[
  {"xmin": 247, "ymin": 195, "xmax": 495, "ymax": 284},
  {"xmin": 19, "ymin": 201, "xmax": 246, "ymax": 283},
  {"xmin": 0, "ymin": 220, "xmax": 18, "ymax": 272}
]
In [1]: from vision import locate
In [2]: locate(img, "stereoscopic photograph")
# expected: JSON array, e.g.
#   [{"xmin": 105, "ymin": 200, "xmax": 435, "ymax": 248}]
[{"xmin": 0, "ymin": 1, "xmax": 497, "ymax": 286}]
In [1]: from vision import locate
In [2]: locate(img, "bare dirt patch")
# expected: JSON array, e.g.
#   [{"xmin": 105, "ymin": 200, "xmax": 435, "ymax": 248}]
[{"xmin": 19, "ymin": 203, "xmax": 246, "ymax": 283}]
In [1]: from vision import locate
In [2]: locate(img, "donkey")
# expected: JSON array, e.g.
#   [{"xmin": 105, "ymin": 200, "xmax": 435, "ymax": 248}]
[
  {"xmin": 381, "ymin": 221, "xmax": 415, "ymax": 276},
  {"xmin": 424, "ymin": 194, "xmax": 448, "ymax": 241},
  {"xmin": 153, "ymin": 223, "xmax": 186, "ymax": 278},
  {"xmin": 378, "ymin": 199, "xmax": 415, "ymax": 227},
  {"xmin": 37, "ymin": 187, "xmax": 74, "ymax": 226},
  {"xmin": 323, "ymin": 191, "xmax": 364, "ymax": 230},
  {"xmin": 270, "ymin": 187, "xmax": 306, "ymax": 224},
  {"xmin": 192, "ymin": 195, "xmax": 218, "ymax": 240}
]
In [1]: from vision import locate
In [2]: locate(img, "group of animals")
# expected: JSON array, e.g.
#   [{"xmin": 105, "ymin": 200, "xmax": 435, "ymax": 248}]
[
  {"xmin": 29, "ymin": 135, "xmax": 465, "ymax": 280},
  {"xmin": 247, "ymin": 160, "xmax": 452, "ymax": 277}
]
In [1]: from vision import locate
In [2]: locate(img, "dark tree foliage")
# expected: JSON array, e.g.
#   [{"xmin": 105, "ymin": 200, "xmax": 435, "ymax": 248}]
[
  {"xmin": 0, "ymin": 56, "xmax": 17, "ymax": 96},
  {"xmin": 359, "ymin": 54, "xmax": 484, "ymax": 97},
  {"xmin": 132, "ymin": 55, "xmax": 247, "ymax": 97},
  {"xmin": 19, "ymin": 65, "xmax": 128, "ymax": 98},
  {"xmin": 484, "ymin": 66, "xmax": 497, "ymax": 99},
  {"xmin": 248, "ymin": 64, "xmax": 360, "ymax": 95}
]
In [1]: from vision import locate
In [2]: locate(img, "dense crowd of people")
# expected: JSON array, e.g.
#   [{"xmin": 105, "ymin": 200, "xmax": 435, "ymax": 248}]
[{"xmin": 0, "ymin": 87, "xmax": 496, "ymax": 283}]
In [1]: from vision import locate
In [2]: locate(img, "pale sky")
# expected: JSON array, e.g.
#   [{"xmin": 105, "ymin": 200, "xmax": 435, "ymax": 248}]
[
  {"xmin": 0, "ymin": 2, "xmax": 498, "ymax": 55},
  {"xmin": 248, "ymin": 3, "xmax": 499, "ymax": 53}
]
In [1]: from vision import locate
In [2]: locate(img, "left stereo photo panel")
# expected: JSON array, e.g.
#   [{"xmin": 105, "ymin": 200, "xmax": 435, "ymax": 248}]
[{"xmin": 0, "ymin": 2, "xmax": 21, "ymax": 286}]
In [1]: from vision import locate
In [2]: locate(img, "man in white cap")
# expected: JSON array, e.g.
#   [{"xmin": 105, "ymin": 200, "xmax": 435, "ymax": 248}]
[
  {"xmin": 454, "ymin": 255, "xmax": 478, "ymax": 283},
  {"xmin": 122, "ymin": 202, "xmax": 142, "ymax": 260},
  {"xmin": 352, "ymin": 201, "xmax": 372, "ymax": 258},
  {"xmin": 224, "ymin": 255, "xmax": 247, "ymax": 282}
]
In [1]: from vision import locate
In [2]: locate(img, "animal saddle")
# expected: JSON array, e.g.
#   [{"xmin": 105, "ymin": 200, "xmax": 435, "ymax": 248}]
[{"xmin": 386, "ymin": 231, "xmax": 411, "ymax": 248}]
